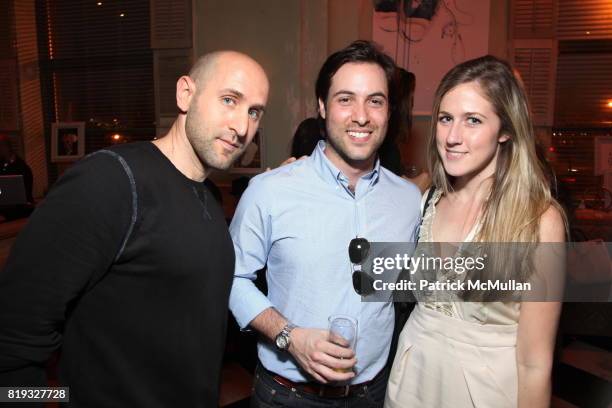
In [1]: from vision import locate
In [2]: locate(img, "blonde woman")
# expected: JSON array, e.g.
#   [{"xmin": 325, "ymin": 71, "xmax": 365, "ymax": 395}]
[{"xmin": 385, "ymin": 56, "xmax": 566, "ymax": 407}]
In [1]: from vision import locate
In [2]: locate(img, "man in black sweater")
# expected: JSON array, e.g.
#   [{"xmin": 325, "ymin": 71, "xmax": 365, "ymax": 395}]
[{"xmin": 0, "ymin": 51, "xmax": 269, "ymax": 407}]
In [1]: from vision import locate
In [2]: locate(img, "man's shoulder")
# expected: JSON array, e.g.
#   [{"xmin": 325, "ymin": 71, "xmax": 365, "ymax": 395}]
[
  {"xmin": 378, "ymin": 167, "xmax": 422, "ymax": 198},
  {"xmin": 99, "ymin": 141, "xmax": 155, "ymax": 160},
  {"xmin": 248, "ymin": 158, "xmax": 314, "ymax": 191},
  {"xmin": 78, "ymin": 142, "xmax": 162, "ymax": 179},
  {"xmin": 60, "ymin": 143, "xmax": 156, "ymax": 189},
  {"xmin": 78, "ymin": 142, "xmax": 151, "ymax": 165},
  {"xmin": 234, "ymin": 158, "xmax": 317, "ymax": 212}
]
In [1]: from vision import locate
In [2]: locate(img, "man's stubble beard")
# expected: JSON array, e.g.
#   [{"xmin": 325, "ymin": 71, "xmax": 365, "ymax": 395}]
[
  {"xmin": 185, "ymin": 108, "xmax": 245, "ymax": 171},
  {"xmin": 325, "ymin": 123, "xmax": 386, "ymax": 169}
]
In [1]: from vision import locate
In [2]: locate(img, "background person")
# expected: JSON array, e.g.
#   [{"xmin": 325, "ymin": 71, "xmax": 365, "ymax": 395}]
[
  {"xmin": 380, "ymin": 68, "xmax": 415, "ymax": 177},
  {"xmin": 290, "ymin": 117, "xmax": 325, "ymax": 158}
]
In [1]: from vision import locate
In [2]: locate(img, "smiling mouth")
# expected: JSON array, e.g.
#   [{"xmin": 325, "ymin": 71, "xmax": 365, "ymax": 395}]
[
  {"xmin": 346, "ymin": 130, "xmax": 372, "ymax": 140},
  {"xmin": 445, "ymin": 150, "xmax": 467, "ymax": 159}
]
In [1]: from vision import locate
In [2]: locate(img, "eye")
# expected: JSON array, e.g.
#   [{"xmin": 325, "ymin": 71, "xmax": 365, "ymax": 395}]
[
  {"xmin": 369, "ymin": 97, "xmax": 385, "ymax": 106},
  {"xmin": 438, "ymin": 115, "xmax": 452, "ymax": 124},
  {"xmin": 221, "ymin": 96, "xmax": 236, "ymax": 106},
  {"xmin": 466, "ymin": 116, "xmax": 482, "ymax": 125},
  {"xmin": 337, "ymin": 96, "xmax": 351, "ymax": 104},
  {"xmin": 248, "ymin": 109, "xmax": 262, "ymax": 120}
]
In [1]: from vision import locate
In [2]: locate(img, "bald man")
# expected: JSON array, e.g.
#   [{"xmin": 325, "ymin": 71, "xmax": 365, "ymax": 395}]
[{"xmin": 0, "ymin": 51, "xmax": 269, "ymax": 407}]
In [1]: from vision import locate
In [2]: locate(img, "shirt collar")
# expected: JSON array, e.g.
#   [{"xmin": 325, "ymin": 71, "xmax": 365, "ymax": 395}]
[{"xmin": 310, "ymin": 140, "xmax": 380, "ymax": 188}]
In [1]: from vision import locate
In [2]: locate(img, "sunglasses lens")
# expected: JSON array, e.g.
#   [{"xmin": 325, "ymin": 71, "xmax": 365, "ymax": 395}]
[
  {"xmin": 349, "ymin": 238, "xmax": 370, "ymax": 264},
  {"xmin": 352, "ymin": 270, "xmax": 374, "ymax": 296},
  {"xmin": 352, "ymin": 271, "xmax": 362, "ymax": 295}
]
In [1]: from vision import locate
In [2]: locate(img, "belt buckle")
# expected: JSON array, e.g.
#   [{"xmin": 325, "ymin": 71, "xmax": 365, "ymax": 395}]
[{"xmin": 343, "ymin": 384, "xmax": 350, "ymax": 397}]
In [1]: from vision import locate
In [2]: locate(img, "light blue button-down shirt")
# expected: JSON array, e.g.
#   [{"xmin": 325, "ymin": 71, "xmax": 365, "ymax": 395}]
[{"xmin": 229, "ymin": 141, "xmax": 421, "ymax": 383}]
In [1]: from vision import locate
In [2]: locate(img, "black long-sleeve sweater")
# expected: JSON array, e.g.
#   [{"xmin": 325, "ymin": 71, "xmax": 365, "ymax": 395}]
[{"xmin": 0, "ymin": 142, "xmax": 235, "ymax": 407}]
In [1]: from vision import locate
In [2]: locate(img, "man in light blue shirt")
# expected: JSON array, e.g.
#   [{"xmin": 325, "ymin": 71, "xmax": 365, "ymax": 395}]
[{"xmin": 229, "ymin": 41, "xmax": 421, "ymax": 407}]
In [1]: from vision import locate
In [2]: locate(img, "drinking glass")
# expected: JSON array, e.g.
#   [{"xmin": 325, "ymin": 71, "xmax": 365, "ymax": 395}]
[{"xmin": 328, "ymin": 315, "xmax": 358, "ymax": 373}]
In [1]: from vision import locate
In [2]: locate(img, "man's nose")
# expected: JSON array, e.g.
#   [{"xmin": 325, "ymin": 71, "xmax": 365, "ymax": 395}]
[
  {"xmin": 229, "ymin": 111, "xmax": 250, "ymax": 139},
  {"xmin": 351, "ymin": 103, "xmax": 369, "ymax": 127}
]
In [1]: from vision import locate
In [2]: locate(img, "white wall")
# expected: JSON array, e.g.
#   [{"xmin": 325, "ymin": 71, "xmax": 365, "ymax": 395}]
[
  {"xmin": 194, "ymin": 0, "xmax": 328, "ymax": 168},
  {"xmin": 372, "ymin": 0, "xmax": 492, "ymax": 115}
]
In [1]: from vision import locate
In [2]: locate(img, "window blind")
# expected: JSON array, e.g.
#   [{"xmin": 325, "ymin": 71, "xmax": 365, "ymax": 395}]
[{"xmin": 37, "ymin": 0, "xmax": 155, "ymax": 156}]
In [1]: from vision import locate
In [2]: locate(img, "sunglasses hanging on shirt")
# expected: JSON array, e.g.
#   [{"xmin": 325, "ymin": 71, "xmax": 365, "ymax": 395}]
[{"xmin": 349, "ymin": 237, "xmax": 375, "ymax": 296}]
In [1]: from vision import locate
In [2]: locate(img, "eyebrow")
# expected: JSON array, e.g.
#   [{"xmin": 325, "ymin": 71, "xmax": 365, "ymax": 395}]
[
  {"xmin": 465, "ymin": 111, "xmax": 487, "ymax": 119},
  {"xmin": 331, "ymin": 90, "xmax": 388, "ymax": 99},
  {"xmin": 438, "ymin": 110, "xmax": 488, "ymax": 119},
  {"xmin": 220, "ymin": 88, "xmax": 244, "ymax": 98}
]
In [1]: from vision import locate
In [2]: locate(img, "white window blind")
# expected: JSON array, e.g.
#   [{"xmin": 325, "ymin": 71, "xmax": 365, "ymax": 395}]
[{"xmin": 512, "ymin": 40, "xmax": 557, "ymax": 126}]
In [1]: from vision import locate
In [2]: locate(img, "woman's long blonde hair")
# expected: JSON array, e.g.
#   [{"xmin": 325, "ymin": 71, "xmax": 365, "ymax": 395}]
[{"xmin": 428, "ymin": 55, "xmax": 564, "ymax": 244}]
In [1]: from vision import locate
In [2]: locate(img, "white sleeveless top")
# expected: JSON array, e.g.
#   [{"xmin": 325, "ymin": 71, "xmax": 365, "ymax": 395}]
[{"xmin": 418, "ymin": 188, "xmax": 520, "ymax": 325}]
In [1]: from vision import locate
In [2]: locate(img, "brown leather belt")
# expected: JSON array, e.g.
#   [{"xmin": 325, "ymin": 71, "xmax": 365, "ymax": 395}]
[{"xmin": 270, "ymin": 370, "xmax": 380, "ymax": 398}]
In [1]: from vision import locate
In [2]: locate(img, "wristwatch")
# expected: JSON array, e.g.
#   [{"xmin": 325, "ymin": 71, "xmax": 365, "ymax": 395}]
[{"xmin": 274, "ymin": 323, "xmax": 297, "ymax": 351}]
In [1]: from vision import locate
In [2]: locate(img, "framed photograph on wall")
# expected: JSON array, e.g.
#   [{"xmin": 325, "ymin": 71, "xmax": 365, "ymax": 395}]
[
  {"xmin": 231, "ymin": 128, "xmax": 265, "ymax": 174},
  {"xmin": 51, "ymin": 122, "xmax": 85, "ymax": 162}
]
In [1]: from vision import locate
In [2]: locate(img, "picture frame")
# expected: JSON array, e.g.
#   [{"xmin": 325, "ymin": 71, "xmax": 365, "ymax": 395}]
[
  {"xmin": 231, "ymin": 128, "xmax": 265, "ymax": 174},
  {"xmin": 51, "ymin": 122, "xmax": 85, "ymax": 162}
]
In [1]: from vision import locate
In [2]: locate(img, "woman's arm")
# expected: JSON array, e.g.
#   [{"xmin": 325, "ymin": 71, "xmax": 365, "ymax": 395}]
[
  {"xmin": 516, "ymin": 205, "xmax": 565, "ymax": 408},
  {"xmin": 517, "ymin": 301, "xmax": 561, "ymax": 408}
]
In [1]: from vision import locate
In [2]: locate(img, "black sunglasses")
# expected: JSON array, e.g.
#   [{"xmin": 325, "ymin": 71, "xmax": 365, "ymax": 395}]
[{"xmin": 349, "ymin": 237, "xmax": 375, "ymax": 296}]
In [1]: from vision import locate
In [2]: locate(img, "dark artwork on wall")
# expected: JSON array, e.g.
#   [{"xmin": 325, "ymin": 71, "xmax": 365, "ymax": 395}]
[
  {"xmin": 374, "ymin": 0, "xmax": 440, "ymax": 20},
  {"xmin": 51, "ymin": 122, "xmax": 85, "ymax": 162}
]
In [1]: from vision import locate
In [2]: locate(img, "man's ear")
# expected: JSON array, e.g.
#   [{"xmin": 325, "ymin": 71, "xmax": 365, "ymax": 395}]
[
  {"xmin": 176, "ymin": 75, "xmax": 197, "ymax": 113},
  {"xmin": 318, "ymin": 98, "xmax": 326, "ymax": 120}
]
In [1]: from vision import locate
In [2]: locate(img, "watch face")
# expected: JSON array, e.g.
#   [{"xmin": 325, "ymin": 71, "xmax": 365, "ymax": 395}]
[{"xmin": 276, "ymin": 335, "xmax": 288, "ymax": 349}]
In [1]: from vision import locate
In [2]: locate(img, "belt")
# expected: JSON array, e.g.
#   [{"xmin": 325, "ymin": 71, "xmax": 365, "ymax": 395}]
[{"xmin": 270, "ymin": 369, "xmax": 383, "ymax": 398}]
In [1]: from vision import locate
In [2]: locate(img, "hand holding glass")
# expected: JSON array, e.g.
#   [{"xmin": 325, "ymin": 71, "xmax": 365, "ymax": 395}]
[{"xmin": 328, "ymin": 315, "xmax": 358, "ymax": 373}]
